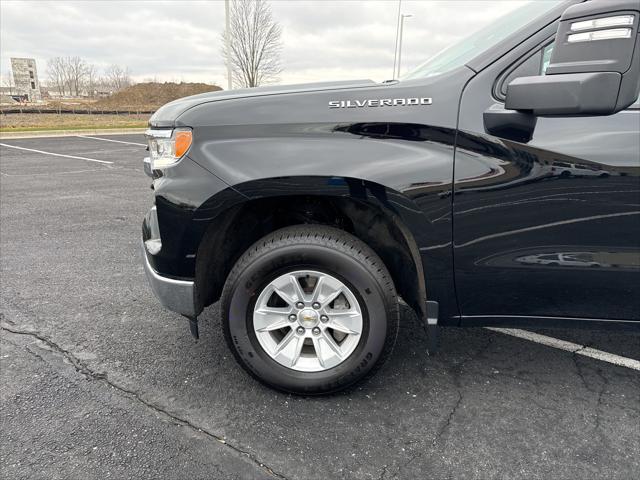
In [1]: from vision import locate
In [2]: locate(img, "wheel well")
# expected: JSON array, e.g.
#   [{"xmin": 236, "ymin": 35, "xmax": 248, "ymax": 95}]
[{"xmin": 195, "ymin": 195, "xmax": 426, "ymax": 319}]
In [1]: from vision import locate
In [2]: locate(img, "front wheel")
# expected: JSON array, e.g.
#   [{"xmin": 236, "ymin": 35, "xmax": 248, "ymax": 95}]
[{"xmin": 220, "ymin": 225, "xmax": 399, "ymax": 394}]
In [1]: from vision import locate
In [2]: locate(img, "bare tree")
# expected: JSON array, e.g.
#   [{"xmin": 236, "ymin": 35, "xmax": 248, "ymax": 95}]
[
  {"xmin": 105, "ymin": 64, "xmax": 132, "ymax": 91},
  {"xmin": 47, "ymin": 57, "xmax": 67, "ymax": 96},
  {"xmin": 46, "ymin": 59, "xmax": 131, "ymax": 96},
  {"xmin": 66, "ymin": 56, "xmax": 88, "ymax": 96},
  {"xmin": 221, "ymin": 0, "xmax": 283, "ymax": 88},
  {"xmin": 2, "ymin": 70, "xmax": 15, "ymax": 96},
  {"xmin": 84, "ymin": 64, "xmax": 97, "ymax": 97},
  {"xmin": 46, "ymin": 56, "xmax": 88, "ymax": 97}
]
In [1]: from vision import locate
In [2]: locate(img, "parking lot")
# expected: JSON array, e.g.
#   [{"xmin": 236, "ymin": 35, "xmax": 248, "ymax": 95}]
[{"xmin": 1, "ymin": 134, "xmax": 638, "ymax": 479}]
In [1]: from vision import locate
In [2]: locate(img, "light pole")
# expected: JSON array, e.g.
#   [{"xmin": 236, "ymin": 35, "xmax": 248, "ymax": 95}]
[
  {"xmin": 225, "ymin": 0, "xmax": 232, "ymax": 90},
  {"xmin": 392, "ymin": 0, "xmax": 402, "ymax": 79},
  {"xmin": 397, "ymin": 14, "xmax": 412, "ymax": 79}
]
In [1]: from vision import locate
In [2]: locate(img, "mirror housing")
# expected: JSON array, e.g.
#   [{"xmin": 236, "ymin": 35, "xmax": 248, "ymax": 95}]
[
  {"xmin": 506, "ymin": 71, "xmax": 623, "ymax": 115},
  {"xmin": 483, "ymin": 106, "xmax": 537, "ymax": 143},
  {"xmin": 505, "ymin": 0, "xmax": 640, "ymax": 116}
]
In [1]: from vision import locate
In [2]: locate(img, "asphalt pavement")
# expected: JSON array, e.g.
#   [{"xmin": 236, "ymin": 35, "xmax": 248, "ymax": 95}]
[{"xmin": 1, "ymin": 135, "xmax": 638, "ymax": 479}]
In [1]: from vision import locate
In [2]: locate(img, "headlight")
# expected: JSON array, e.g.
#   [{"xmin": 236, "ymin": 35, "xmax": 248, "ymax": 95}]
[{"xmin": 144, "ymin": 128, "xmax": 193, "ymax": 170}]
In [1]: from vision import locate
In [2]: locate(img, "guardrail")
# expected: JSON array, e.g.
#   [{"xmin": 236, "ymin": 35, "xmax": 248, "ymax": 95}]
[{"xmin": 0, "ymin": 108, "xmax": 155, "ymax": 115}]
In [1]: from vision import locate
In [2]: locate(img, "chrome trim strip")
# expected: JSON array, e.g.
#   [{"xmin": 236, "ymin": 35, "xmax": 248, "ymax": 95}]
[
  {"xmin": 567, "ymin": 28, "xmax": 632, "ymax": 42},
  {"xmin": 570, "ymin": 15, "xmax": 634, "ymax": 32},
  {"xmin": 145, "ymin": 128, "xmax": 173, "ymax": 138},
  {"xmin": 141, "ymin": 241, "xmax": 195, "ymax": 317},
  {"xmin": 143, "ymin": 156, "xmax": 152, "ymax": 177}
]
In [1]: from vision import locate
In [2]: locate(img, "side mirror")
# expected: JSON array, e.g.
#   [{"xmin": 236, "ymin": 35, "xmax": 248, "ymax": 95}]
[{"xmin": 506, "ymin": 0, "xmax": 640, "ymax": 116}]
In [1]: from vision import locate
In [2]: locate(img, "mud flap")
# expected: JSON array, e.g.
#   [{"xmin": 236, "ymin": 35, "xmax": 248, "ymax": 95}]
[{"xmin": 185, "ymin": 315, "xmax": 199, "ymax": 340}]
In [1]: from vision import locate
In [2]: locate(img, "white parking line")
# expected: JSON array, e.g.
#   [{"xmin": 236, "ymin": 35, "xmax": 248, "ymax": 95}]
[
  {"xmin": 486, "ymin": 327, "xmax": 640, "ymax": 371},
  {"xmin": 1, "ymin": 168, "xmax": 103, "ymax": 177},
  {"xmin": 0, "ymin": 143, "xmax": 113, "ymax": 165},
  {"xmin": 77, "ymin": 135, "xmax": 146, "ymax": 147}
]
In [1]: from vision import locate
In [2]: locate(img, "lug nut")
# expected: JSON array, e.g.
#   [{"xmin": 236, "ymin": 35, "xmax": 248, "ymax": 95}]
[
  {"xmin": 312, "ymin": 327, "xmax": 321, "ymax": 335},
  {"xmin": 296, "ymin": 326, "xmax": 305, "ymax": 335},
  {"xmin": 320, "ymin": 315, "xmax": 329, "ymax": 323},
  {"xmin": 295, "ymin": 302, "xmax": 305, "ymax": 309},
  {"xmin": 288, "ymin": 314, "xmax": 297, "ymax": 322},
  {"xmin": 312, "ymin": 302, "xmax": 321, "ymax": 310}
]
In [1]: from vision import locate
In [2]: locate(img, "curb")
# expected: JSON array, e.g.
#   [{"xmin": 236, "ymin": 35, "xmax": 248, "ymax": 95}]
[{"xmin": 0, "ymin": 128, "xmax": 147, "ymax": 139}]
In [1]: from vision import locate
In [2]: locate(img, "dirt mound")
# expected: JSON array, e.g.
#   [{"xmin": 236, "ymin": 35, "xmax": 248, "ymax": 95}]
[{"xmin": 95, "ymin": 82, "xmax": 222, "ymax": 110}]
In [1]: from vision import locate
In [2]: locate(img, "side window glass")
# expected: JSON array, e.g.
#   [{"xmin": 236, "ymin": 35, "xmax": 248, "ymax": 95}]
[
  {"xmin": 541, "ymin": 43, "xmax": 554, "ymax": 74},
  {"xmin": 499, "ymin": 49, "xmax": 542, "ymax": 97}
]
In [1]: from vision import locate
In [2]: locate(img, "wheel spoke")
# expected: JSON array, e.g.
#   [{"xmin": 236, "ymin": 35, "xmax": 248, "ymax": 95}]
[
  {"xmin": 271, "ymin": 274, "xmax": 305, "ymax": 305},
  {"xmin": 290, "ymin": 335, "xmax": 305, "ymax": 367},
  {"xmin": 272, "ymin": 286, "xmax": 295, "ymax": 306},
  {"xmin": 327, "ymin": 312, "xmax": 362, "ymax": 335},
  {"xmin": 289, "ymin": 274, "xmax": 307, "ymax": 303},
  {"xmin": 274, "ymin": 329, "xmax": 296, "ymax": 354},
  {"xmin": 273, "ymin": 330, "xmax": 304, "ymax": 367},
  {"xmin": 320, "ymin": 330, "xmax": 343, "ymax": 359},
  {"xmin": 312, "ymin": 336, "xmax": 326, "ymax": 368},
  {"xmin": 323, "ymin": 288, "xmax": 343, "ymax": 307},
  {"xmin": 310, "ymin": 276, "xmax": 325, "ymax": 303},
  {"xmin": 254, "ymin": 306, "xmax": 291, "ymax": 332},
  {"xmin": 312, "ymin": 275, "xmax": 343, "ymax": 306}
]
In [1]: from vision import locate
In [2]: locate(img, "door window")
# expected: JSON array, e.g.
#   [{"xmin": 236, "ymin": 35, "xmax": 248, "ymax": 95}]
[{"xmin": 541, "ymin": 43, "xmax": 554, "ymax": 74}]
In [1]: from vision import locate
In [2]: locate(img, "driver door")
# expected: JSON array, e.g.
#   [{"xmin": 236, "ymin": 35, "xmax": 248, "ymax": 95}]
[{"xmin": 452, "ymin": 12, "xmax": 640, "ymax": 324}]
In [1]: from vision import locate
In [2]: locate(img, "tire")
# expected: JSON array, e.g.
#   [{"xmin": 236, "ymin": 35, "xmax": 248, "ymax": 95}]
[{"xmin": 220, "ymin": 225, "xmax": 399, "ymax": 394}]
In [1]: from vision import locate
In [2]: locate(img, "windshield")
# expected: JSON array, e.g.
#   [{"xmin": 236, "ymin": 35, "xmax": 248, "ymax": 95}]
[{"xmin": 402, "ymin": 0, "xmax": 564, "ymax": 80}]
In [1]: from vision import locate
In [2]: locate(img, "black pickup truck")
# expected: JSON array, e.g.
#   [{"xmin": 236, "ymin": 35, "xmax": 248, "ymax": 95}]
[{"xmin": 142, "ymin": 0, "xmax": 640, "ymax": 394}]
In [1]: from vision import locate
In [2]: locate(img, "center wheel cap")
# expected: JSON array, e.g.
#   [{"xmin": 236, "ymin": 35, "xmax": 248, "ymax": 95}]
[{"xmin": 298, "ymin": 308, "xmax": 319, "ymax": 328}]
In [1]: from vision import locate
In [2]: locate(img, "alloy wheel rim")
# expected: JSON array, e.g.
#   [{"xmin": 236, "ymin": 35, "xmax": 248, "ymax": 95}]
[{"xmin": 252, "ymin": 270, "xmax": 364, "ymax": 372}]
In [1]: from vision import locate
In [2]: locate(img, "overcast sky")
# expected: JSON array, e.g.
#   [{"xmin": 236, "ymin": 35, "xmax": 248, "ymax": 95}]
[{"xmin": 1, "ymin": 0, "xmax": 528, "ymax": 87}]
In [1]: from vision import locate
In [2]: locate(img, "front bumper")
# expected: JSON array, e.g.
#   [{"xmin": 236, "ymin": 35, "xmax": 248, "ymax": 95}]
[
  {"xmin": 141, "ymin": 240, "xmax": 196, "ymax": 317},
  {"xmin": 139, "ymin": 152, "xmax": 240, "ymax": 317}
]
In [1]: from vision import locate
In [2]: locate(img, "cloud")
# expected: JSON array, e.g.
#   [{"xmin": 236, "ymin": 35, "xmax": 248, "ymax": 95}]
[{"xmin": 1, "ymin": 0, "xmax": 530, "ymax": 87}]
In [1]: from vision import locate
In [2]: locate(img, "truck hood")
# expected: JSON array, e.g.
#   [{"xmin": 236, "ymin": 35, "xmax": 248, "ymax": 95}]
[{"xmin": 149, "ymin": 79, "xmax": 379, "ymax": 128}]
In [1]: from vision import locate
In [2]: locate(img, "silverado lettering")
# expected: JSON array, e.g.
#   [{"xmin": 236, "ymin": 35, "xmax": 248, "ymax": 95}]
[{"xmin": 328, "ymin": 97, "xmax": 432, "ymax": 108}]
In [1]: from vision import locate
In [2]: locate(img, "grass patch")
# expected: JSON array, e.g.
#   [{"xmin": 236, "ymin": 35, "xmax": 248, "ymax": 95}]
[{"xmin": 0, "ymin": 113, "xmax": 149, "ymax": 132}]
